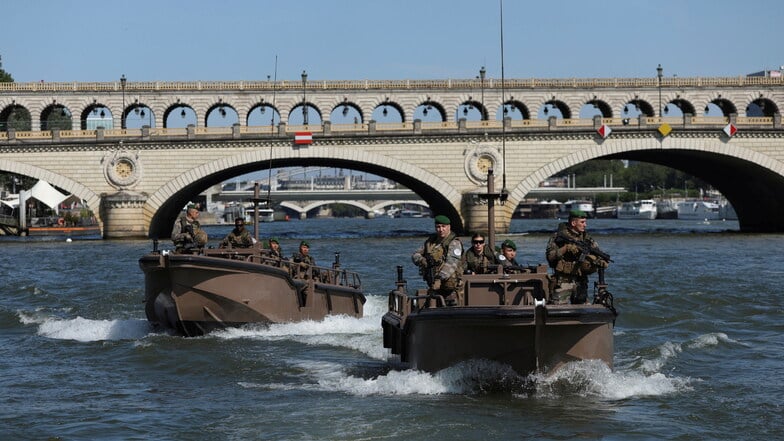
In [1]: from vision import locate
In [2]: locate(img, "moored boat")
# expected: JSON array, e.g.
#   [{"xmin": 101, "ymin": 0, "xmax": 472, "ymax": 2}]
[
  {"xmin": 557, "ymin": 200, "xmax": 595, "ymax": 218},
  {"xmin": 617, "ymin": 199, "xmax": 658, "ymax": 220},
  {"xmin": 676, "ymin": 200, "xmax": 721, "ymax": 220},
  {"xmin": 140, "ymin": 243, "xmax": 365, "ymax": 336}
]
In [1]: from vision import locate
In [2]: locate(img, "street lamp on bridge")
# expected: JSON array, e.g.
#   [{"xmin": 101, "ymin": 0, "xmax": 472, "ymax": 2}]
[
  {"xmin": 301, "ymin": 70, "xmax": 308, "ymax": 125},
  {"xmin": 656, "ymin": 64, "xmax": 663, "ymax": 117},
  {"xmin": 479, "ymin": 66, "xmax": 486, "ymax": 120},
  {"xmin": 120, "ymin": 74, "xmax": 127, "ymax": 129}
]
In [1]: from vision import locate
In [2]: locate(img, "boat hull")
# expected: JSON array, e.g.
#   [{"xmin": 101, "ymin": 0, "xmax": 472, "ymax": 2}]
[
  {"xmin": 140, "ymin": 249, "xmax": 365, "ymax": 336},
  {"xmin": 382, "ymin": 267, "xmax": 616, "ymax": 375},
  {"xmin": 383, "ymin": 305, "xmax": 613, "ymax": 374}
]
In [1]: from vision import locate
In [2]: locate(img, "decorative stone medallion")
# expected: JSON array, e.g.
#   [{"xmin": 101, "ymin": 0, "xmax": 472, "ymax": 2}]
[
  {"xmin": 464, "ymin": 142, "xmax": 502, "ymax": 184},
  {"xmin": 104, "ymin": 151, "xmax": 141, "ymax": 189}
]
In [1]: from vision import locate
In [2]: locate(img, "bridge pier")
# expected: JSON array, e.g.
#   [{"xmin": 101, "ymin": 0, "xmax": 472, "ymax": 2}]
[
  {"xmin": 461, "ymin": 193, "xmax": 513, "ymax": 236},
  {"xmin": 100, "ymin": 192, "xmax": 149, "ymax": 238}
]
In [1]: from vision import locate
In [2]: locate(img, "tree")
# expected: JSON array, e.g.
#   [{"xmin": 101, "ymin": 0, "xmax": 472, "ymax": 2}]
[{"xmin": 0, "ymin": 69, "xmax": 12, "ymax": 83}]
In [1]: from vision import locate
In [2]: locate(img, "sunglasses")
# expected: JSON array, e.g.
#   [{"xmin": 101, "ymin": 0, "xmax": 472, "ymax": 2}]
[{"xmin": 472, "ymin": 240, "xmax": 485, "ymax": 244}]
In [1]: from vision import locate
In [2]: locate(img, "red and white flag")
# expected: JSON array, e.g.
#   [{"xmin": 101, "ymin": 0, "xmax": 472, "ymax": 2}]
[
  {"xmin": 597, "ymin": 124, "xmax": 612, "ymax": 139},
  {"xmin": 294, "ymin": 132, "xmax": 313, "ymax": 145}
]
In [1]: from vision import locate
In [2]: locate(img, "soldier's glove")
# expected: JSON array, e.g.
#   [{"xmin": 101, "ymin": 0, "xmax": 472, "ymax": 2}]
[
  {"xmin": 594, "ymin": 257, "xmax": 609, "ymax": 269},
  {"xmin": 432, "ymin": 278, "xmax": 442, "ymax": 291}
]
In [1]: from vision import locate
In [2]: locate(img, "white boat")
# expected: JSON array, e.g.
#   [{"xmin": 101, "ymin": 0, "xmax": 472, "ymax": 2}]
[
  {"xmin": 557, "ymin": 200, "xmax": 595, "ymax": 218},
  {"xmin": 617, "ymin": 199, "xmax": 657, "ymax": 220},
  {"xmin": 676, "ymin": 200, "xmax": 721, "ymax": 220},
  {"xmin": 719, "ymin": 202, "xmax": 737, "ymax": 220}
]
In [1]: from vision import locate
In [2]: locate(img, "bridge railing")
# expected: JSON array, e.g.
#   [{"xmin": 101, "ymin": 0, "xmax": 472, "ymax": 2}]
[
  {"xmin": 1, "ymin": 114, "xmax": 780, "ymax": 143},
  {"xmin": 2, "ymin": 75, "xmax": 783, "ymax": 93}
]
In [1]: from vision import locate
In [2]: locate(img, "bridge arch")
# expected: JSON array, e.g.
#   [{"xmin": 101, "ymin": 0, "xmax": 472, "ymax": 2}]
[
  {"xmin": 513, "ymin": 137, "xmax": 784, "ymax": 232},
  {"xmin": 144, "ymin": 147, "xmax": 464, "ymax": 238},
  {"xmin": 0, "ymin": 158, "xmax": 102, "ymax": 229}
]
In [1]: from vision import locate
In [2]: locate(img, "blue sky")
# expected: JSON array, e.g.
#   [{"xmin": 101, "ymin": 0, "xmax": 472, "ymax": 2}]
[{"xmin": 2, "ymin": 0, "xmax": 781, "ymax": 83}]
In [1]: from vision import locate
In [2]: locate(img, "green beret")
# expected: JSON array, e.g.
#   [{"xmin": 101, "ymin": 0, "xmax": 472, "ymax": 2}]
[
  {"xmin": 269, "ymin": 237, "xmax": 279, "ymax": 244},
  {"xmin": 187, "ymin": 203, "xmax": 198, "ymax": 210},
  {"xmin": 501, "ymin": 239, "xmax": 516, "ymax": 250},
  {"xmin": 434, "ymin": 215, "xmax": 451, "ymax": 225},
  {"xmin": 300, "ymin": 240, "xmax": 310, "ymax": 247},
  {"xmin": 569, "ymin": 209, "xmax": 586, "ymax": 219}
]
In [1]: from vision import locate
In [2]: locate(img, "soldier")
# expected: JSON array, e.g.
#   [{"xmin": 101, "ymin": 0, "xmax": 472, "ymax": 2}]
[
  {"xmin": 462, "ymin": 232, "xmax": 498, "ymax": 274},
  {"xmin": 291, "ymin": 240, "xmax": 315, "ymax": 266},
  {"xmin": 220, "ymin": 218, "xmax": 253, "ymax": 248},
  {"xmin": 171, "ymin": 203, "xmax": 207, "ymax": 253},
  {"xmin": 291, "ymin": 240, "xmax": 317, "ymax": 279},
  {"xmin": 268, "ymin": 237, "xmax": 284, "ymax": 259},
  {"xmin": 498, "ymin": 239, "xmax": 522, "ymax": 273},
  {"xmin": 545, "ymin": 210, "xmax": 610, "ymax": 304},
  {"xmin": 412, "ymin": 215, "xmax": 464, "ymax": 305}
]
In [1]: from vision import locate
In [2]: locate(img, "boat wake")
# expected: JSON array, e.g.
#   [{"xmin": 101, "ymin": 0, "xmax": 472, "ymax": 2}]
[{"xmin": 19, "ymin": 312, "xmax": 153, "ymax": 342}]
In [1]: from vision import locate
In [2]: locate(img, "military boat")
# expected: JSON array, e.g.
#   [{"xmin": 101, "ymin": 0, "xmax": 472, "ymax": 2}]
[
  {"xmin": 381, "ymin": 169, "xmax": 618, "ymax": 375},
  {"xmin": 140, "ymin": 186, "xmax": 365, "ymax": 337}
]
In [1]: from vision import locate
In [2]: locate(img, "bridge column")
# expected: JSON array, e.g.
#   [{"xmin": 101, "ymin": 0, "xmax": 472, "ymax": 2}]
[
  {"xmin": 100, "ymin": 191, "xmax": 149, "ymax": 238},
  {"xmin": 461, "ymin": 192, "xmax": 513, "ymax": 236}
]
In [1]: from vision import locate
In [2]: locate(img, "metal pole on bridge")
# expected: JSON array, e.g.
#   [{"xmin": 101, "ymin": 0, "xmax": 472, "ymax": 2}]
[{"xmin": 657, "ymin": 64, "xmax": 663, "ymax": 118}]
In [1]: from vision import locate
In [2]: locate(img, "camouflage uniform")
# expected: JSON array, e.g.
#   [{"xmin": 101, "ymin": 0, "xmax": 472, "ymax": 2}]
[
  {"xmin": 499, "ymin": 254, "xmax": 522, "ymax": 273},
  {"xmin": 412, "ymin": 231, "xmax": 464, "ymax": 302},
  {"xmin": 171, "ymin": 213, "xmax": 206, "ymax": 253},
  {"xmin": 546, "ymin": 222, "xmax": 609, "ymax": 304},
  {"xmin": 463, "ymin": 244, "xmax": 499, "ymax": 274},
  {"xmin": 221, "ymin": 227, "xmax": 253, "ymax": 248}
]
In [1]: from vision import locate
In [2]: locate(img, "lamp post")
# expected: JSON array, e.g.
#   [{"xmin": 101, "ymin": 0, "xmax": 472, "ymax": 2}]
[
  {"xmin": 120, "ymin": 74, "xmax": 127, "ymax": 128},
  {"xmin": 301, "ymin": 70, "xmax": 308, "ymax": 125},
  {"xmin": 656, "ymin": 64, "xmax": 663, "ymax": 118},
  {"xmin": 479, "ymin": 66, "xmax": 486, "ymax": 120}
]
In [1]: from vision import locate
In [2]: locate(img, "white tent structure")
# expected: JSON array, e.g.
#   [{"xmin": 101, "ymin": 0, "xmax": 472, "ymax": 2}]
[{"xmin": 15, "ymin": 181, "xmax": 69, "ymax": 229}]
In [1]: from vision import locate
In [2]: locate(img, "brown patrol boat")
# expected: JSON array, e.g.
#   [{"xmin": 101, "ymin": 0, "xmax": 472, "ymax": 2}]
[
  {"xmin": 381, "ymin": 170, "xmax": 618, "ymax": 375},
  {"xmin": 140, "ymin": 244, "xmax": 365, "ymax": 337},
  {"xmin": 139, "ymin": 186, "xmax": 365, "ymax": 337}
]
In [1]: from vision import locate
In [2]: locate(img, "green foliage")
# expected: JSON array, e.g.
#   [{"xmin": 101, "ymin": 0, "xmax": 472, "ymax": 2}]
[
  {"xmin": 330, "ymin": 203, "xmax": 364, "ymax": 218},
  {"xmin": 561, "ymin": 159, "xmax": 710, "ymax": 201},
  {"xmin": 0, "ymin": 68, "xmax": 13, "ymax": 83}
]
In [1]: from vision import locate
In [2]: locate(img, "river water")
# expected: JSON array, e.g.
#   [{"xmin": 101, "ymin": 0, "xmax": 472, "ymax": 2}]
[{"xmin": 1, "ymin": 217, "xmax": 782, "ymax": 440}]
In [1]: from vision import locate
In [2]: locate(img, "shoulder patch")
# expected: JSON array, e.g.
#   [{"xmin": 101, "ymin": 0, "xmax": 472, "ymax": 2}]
[
  {"xmin": 453, "ymin": 248, "xmax": 462, "ymax": 257},
  {"xmin": 498, "ymin": 254, "xmax": 507, "ymax": 261}
]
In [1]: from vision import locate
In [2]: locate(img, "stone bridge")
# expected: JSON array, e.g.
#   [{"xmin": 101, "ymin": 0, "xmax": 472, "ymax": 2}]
[{"xmin": 0, "ymin": 75, "xmax": 782, "ymax": 237}]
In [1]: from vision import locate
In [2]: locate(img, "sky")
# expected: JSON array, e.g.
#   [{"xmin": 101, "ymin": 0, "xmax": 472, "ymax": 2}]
[{"xmin": 2, "ymin": 0, "xmax": 782, "ymax": 83}]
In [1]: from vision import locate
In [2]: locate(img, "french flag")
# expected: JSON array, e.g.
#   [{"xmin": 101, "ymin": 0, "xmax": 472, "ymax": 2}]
[{"xmin": 294, "ymin": 132, "xmax": 313, "ymax": 145}]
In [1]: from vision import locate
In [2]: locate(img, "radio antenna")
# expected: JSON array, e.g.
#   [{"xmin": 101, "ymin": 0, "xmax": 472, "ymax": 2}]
[{"xmin": 499, "ymin": 0, "xmax": 508, "ymax": 202}]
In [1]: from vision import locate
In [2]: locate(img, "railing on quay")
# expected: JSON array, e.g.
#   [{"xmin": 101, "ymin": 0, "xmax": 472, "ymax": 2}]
[{"xmin": 0, "ymin": 115, "xmax": 779, "ymax": 144}]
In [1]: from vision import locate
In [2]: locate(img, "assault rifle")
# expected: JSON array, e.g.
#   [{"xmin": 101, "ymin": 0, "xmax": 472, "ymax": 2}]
[
  {"xmin": 422, "ymin": 254, "xmax": 438, "ymax": 287},
  {"xmin": 556, "ymin": 231, "xmax": 612, "ymax": 263}
]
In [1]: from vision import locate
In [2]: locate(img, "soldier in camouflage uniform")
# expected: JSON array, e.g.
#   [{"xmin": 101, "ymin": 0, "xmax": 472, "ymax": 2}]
[
  {"xmin": 412, "ymin": 215, "xmax": 464, "ymax": 305},
  {"xmin": 462, "ymin": 233, "xmax": 498, "ymax": 274},
  {"xmin": 290, "ymin": 240, "xmax": 318, "ymax": 279},
  {"xmin": 545, "ymin": 210, "xmax": 610, "ymax": 304},
  {"xmin": 220, "ymin": 218, "xmax": 253, "ymax": 248},
  {"xmin": 171, "ymin": 204, "xmax": 207, "ymax": 253},
  {"xmin": 498, "ymin": 239, "xmax": 523, "ymax": 273}
]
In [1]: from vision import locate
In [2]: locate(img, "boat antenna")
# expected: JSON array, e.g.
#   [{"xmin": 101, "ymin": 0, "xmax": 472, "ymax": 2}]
[
  {"xmin": 260, "ymin": 55, "xmax": 278, "ymax": 243},
  {"xmin": 499, "ymin": 0, "xmax": 508, "ymax": 202}
]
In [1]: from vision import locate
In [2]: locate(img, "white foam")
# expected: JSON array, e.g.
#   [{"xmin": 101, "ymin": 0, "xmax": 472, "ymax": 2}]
[
  {"xmin": 212, "ymin": 296, "xmax": 390, "ymax": 360},
  {"xmin": 36, "ymin": 316, "xmax": 152, "ymax": 342},
  {"xmin": 535, "ymin": 360, "xmax": 693, "ymax": 400},
  {"xmin": 687, "ymin": 332, "xmax": 740, "ymax": 349}
]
